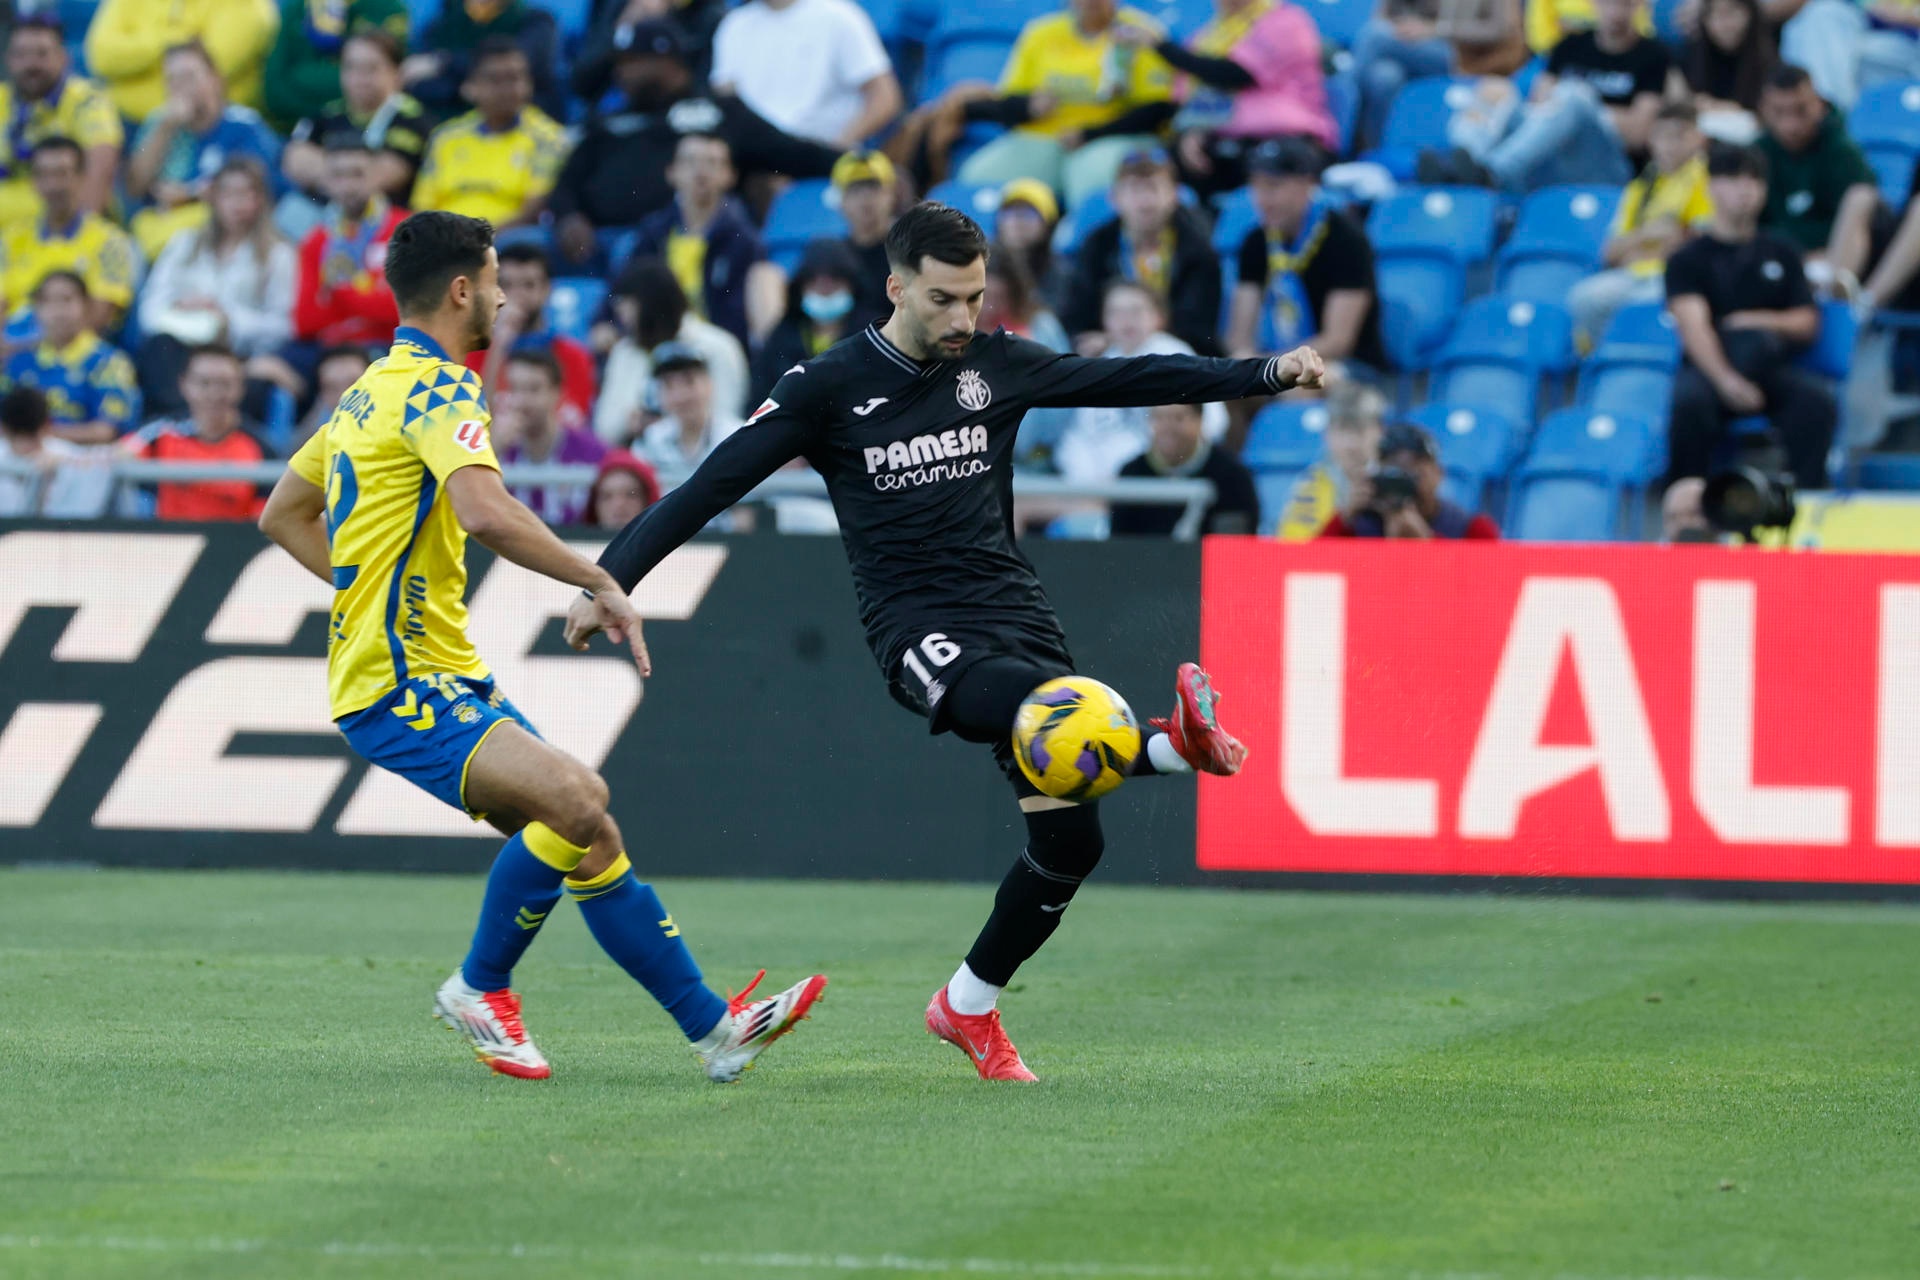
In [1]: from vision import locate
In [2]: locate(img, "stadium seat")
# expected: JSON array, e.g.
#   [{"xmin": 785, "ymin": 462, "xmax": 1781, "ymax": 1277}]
[
  {"xmin": 1374, "ymin": 250, "xmax": 1467, "ymax": 368},
  {"xmin": 923, "ymin": 39, "xmax": 1014, "ymax": 98},
  {"xmin": 1053, "ymin": 184, "xmax": 1197, "ymax": 255},
  {"xmin": 763, "ymin": 179, "xmax": 848, "ymax": 272},
  {"xmin": 1138, "ymin": 0, "xmax": 1217, "ymax": 38},
  {"xmin": 1242, "ymin": 401, "xmax": 1330, "ymax": 531},
  {"xmin": 1212, "ymin": 186, "xmax": 1260, "ymax": 257},
  {"xmin": 1299, "ymin": 0, "xmax": 1374, "ymax": 49},
  {"xmin": 1367, "ymin": 186, "xmax": 1501, "ymax": 266},
  {"xmin": 530, "ymin": 0, "xmax": 593, "ymax": 43},
  {"xmin": 1406, "ymin": 403, "xmax": 1523, "ymax": 505},
  {"xmin": 1507, "ymin": 409, "xmax": 1662, "ymax": 541},
  {"xmin": 1495, "ymin": 186, "xmax": 1621, "ymax": 304},
  {"xmin": 548, "ymin": 277, "xmax": 608, "ymax": 343},
  {"xmin": 1800, "ymin": 300, "xmax": 1858, "ymax": 381},
  {"xmin": 1440, "ymin": 295, "xmax": 1576, "ymax": 372},
  {"xmin": 1577, "ymin": 306, "xmax": 1679, "ymax": 425},
  {"xmin": 1850, "ymin": 81, "xmax": 1920, "ymax": 206},
  {"xmin": 926, "ymin": 180, "xmax": 1003, "ymax": 227},
  {"xmin": 407, "ymin": 0, "xmax": 444, "ymax": 35},
  {"xmin": 1597, "ymin": 300, "xmax": 1680, "ymax": 353},
  {"xmin": 929, "ymin": 0, "xmax": 1051, "ymax": 50},
  {"xmin": 1372, "ymin": 77, "xmax": 1476, "ymax": 178},
  {"xmin": 1325, "ymin": 71, "xmax": 1358, "ymax": 158}
]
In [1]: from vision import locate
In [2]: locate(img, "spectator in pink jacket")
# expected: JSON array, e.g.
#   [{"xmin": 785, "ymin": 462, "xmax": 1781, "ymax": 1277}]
[{"xmin": 1113, "ymin": 0, "xmax": 1336, "ymax": 199}]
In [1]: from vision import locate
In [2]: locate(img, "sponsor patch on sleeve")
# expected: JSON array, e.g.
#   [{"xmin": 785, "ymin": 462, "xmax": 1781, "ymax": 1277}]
[{"xmin": 454, "ymin": 419, "xmax": 490, "ymax": 453}]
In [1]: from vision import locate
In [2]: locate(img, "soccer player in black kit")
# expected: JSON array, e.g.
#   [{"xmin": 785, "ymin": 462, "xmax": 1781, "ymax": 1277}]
[{"xmin": 568, "ymin": 203, "xmax": 1323, "ymax": 1081}]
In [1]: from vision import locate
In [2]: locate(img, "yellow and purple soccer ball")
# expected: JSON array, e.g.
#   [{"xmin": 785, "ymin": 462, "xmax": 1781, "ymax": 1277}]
[{"xmin": 1012, "ymin": 676, "xmax": 1142, "ymax": 801}]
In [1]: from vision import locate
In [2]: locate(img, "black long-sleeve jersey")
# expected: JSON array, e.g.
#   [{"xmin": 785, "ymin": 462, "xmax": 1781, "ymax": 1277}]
[{"xmin": 598, "ymin": 325, "xmax": 1292, "ymax": 687}]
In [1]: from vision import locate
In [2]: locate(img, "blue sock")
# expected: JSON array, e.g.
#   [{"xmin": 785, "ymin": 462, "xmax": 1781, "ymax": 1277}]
[
  {"xmin": 460, "ymin": 824, "xmax": 583, "ymax": 992},
  {"xmin": 567, "ymin": 854, "xmax": 728, "ymax": 1041}
]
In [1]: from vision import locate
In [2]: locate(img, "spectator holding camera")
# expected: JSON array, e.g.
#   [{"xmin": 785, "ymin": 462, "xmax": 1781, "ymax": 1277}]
[
  {"xmin": 1109, "ymin": 401, "xmax": 1260, "ymax": 536},
  {"xmin": 1665, "ymin": 142, "xmax": 1834, "ymax": 490},
  {"xmin": 1318, "ymin": 422, "xmax": 1500, "ymax": 539}
]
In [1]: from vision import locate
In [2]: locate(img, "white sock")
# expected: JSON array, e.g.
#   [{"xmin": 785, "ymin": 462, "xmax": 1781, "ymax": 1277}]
[
  {"xmin": 1147, "ymin": 732, "xmax": 1192, "ymax": 774},
  {"xmin": 945, "ymin": 962, "xmax": 1002, "ymax": 1016},
  {"xmin": 692, "ymin": 1013, "xmax": 731, "ymax": 1051},
  {"xmin": 451, "ymin": 971, "xmax": 485, "ymax": 998}
]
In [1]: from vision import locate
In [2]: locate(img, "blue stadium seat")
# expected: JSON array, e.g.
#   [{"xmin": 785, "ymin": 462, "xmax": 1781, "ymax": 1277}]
[
  {"xmin": 926, "ymin": 180, "xmax": 1004, "ymax": 227},
  {"xmin": 1052, "ymin": 184, "xmax": 1196, "ymax": 255},
  {"xmin": 1212, "ymin": 186, "xmax": 1260, "ymax": 256},
  {"xmin": 1857, "ymin": 453, "xmax": 1920, "ymax": 490},
  {"xmin": 1299, "ymin": 0, "xmax": 1374, "ymax": 49},
  {"xmin": 529, "ymin": 0, "xmax": 592, "ymax": 43},
  {"xmin": 1325, "ymin": 71, "xmax": 1358, "ymax": 158},
  {"xmin": 1406, "ymin": 403, "xmax": 1522, "ymax": 504},
  {"xmin": 1375, "ymin": 251, "xmax": 1467, "ymax": 368},
  {"xmin": 1850, "ymin": 81, "xmax": 1920, "ymax": 206},
  {"xmin": 548, "ymin": 277, "xmax": 608, "ymax": 343},
  {"xmin": 1367, "ymin": 186, "xmax": 1500, "ymax": 265},
  {"xmin": 58, "ymin": 0, "xmax": 100, "ymax": 37},
  {"xmin": 1577, "ymin": 306, "xmax": 1679, "ymax": 425},
  {"xmin": 923, "ymin": 39, "xmax": 1013, "ymax": 98},
  {"xmin": 1372, "ymin": 77, "xmax": 1476, "ymax": 178},
  {"xmin": 763, "ymin": 179, "xmax": 848, "ymax": 272},
  {"xmin": 408, "ymin": 0, "xmax": 444, "ymax": 35},
  {"xmin": 1441, "ymin": 295, "xmax": 1576, "ymax": 373},
  {"xmin": 1243, "ymin": 401, "xmax": 1330, "ymax": 532},
  {"xmin": 1138, "ymin": 0, "xmax": 1217, "ymax": 38},
  {"xmin": 1507, "ymin": 408, "xmax": 1662, "ymax": 541},
  {"xmin": 1597, "ymin": 300, "xmax": 1680, "ymax": 353},
  {"xmin": 930, "ymin": 0, "xmax": 1050, "ymax": 50},
  {"xmin": 1801, "ymin": 299, "xmax": 1858, "ymax": 381},
  {"xmin": 1495, "ymin": 186, "xmax": 1621, "ymax": 303}
]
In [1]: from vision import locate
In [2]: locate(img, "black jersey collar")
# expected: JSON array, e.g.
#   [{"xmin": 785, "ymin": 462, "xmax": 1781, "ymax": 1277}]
[{"xmin": 864, "ymin": 325, "xmax": 942, "ymax": 378}]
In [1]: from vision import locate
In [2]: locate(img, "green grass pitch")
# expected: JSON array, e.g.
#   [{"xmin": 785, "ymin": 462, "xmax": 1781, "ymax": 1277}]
[{"xmin": 3, "ymin": 868, "xmax": 1917, "ymax": 1280}]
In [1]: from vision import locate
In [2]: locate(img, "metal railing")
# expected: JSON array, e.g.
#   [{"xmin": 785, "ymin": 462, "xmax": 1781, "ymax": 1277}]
[{"xmin": 0, "ymin": 458, "xmax": 1221, "ymax": 539}]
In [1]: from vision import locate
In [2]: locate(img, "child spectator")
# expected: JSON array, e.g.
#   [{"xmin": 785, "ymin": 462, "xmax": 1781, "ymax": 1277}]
[
  {"xmin": 0, "ymin": 16, "xmax": 123, "ymax": 230},
  {"xmin": 1110, "ymin": 401, "xmax": 1260, "ymax": 536},
  {"xmin": 0, "ymin": 138, "xmax": 138, "ymax": 329},
  {"xmin": 0, "ymin": 384, "xmax": 112, "ymax": 518},
  {"xmin": 284, "ymin": 29, "xmax": 435, "ymax": 222},
  {"xmin": 289, "ymin": 138, "xmax": 407, "ymax": 361},
  {"xmin": 1062, "ymin": 146, "xmax": 1221, "ymax": 355},
  {"xmin": 85, "ymin": 0, "xmax": 279, "ymax": 121},
  {"xmin": 630, "ymin": 132, "xmax": 772, "ymax": 349},
  {"xmin": 125, "ymin": 41, "xmax": 285, "ymax": 262},
  {"xmin": 496, "ymin": 347, "xmax": 608, "ymax": 525},
  {"xmin": 124, "ymin": 345, "xmax": 269, "ymax": 521},
  {"xmin": 411, "ymin": 41, "xmax": 568, "ymax": 230},
  {"xmin": 597, "ymin": 257, "xmax": 750, "ymax": 444},
  {"xmin": 262, "ymin": 0, "xmax": 411, "ymax": 132},
  {"xmin": 467, "ymin": 244, "xmax": 598, "ymax": 427},
  {"xmin": 1568, "ymin": 103, "xmax": 1713, "ymax": 344},
  {"xmin": 5, "ymin": 272, "xmax": 141, "ymax": 445},
  {"xmin": 583, "ymin": 449, "xmax": 663, "ymax": 531},
  {"xmin": 138, "ymin": 157, "xmax": 297, "ymax": 416}
]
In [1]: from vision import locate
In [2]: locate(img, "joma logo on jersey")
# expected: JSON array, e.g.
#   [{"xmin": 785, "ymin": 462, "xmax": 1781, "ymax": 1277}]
[{"xmin": 864, "ymin": 425, "xmax": 989, "ymax": 475}]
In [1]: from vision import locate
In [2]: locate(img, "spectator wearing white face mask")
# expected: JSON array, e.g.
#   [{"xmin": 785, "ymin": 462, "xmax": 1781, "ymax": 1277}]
[{"xmin": 749, "ymin": 237, "xmax": 879, "ymax": 402}]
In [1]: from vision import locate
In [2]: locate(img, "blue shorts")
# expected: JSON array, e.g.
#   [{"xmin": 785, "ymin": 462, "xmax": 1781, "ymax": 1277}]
[{"xmin": 337, "ymin": 674, "xmax": 541, "ymax": 815}]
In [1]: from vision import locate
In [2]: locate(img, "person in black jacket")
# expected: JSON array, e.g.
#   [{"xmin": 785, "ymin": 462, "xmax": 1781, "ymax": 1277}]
[
  {"xmin": 550, "ymin": 20, "xmax": 841, "ymax": 270},
  {"xmin": 572, "ymin": 0, "xmax": 728, "ymax": 102},
  {"xmin": 1110, "ymin": 401, "xmax": 1260, "ymax": 536},
  {"xmin": 748, "ymin": 237, "xmax": 882, "ymax": 402},
  {"xmin": 1061, "ymin": 146, "xmax": 1222, "ymax": 355}
]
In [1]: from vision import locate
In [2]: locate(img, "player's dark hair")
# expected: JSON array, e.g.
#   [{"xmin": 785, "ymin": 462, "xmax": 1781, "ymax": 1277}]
[
  {"xmin": 32, "ymin": 269, "xmax": 89, "ymax": 301},
  {"xmin": 0, "ymin": 385, "xmax": 49, "ymax": 436},
  {"xmin": 163, "ymin": 39, "xmax": 218, "ymax": 72},
  {"xmin": 1764, "ymin": 63, "xmax": 1811, "ymax": 94},
  {"xmin": 886, "ymin": 202, "xmax": 988, "ymax": 276},
  {"xmin": 344, "ymin": 27, "xmax": 404, "ymax": 68},
  {"xmin": 615, "ymin": 257, "xmax": 689, "ymax": 350},
  {"xmin": 30, "ymin": 135, "xmax": 84, "ymax": 169},
  {"xmin": 506, "ymin": 345, "xmax": 563, "ymax": 387},
  {"xmin": 385, "ymin": 211, "xmax": 495, "ymax": 318},
  {"xmin": 470, "ymin": 36, "xmax": 529, "ymax": 75},
  {"xmin": 498, "ymin": 241, "xmax": 554, "ymax": 278}
]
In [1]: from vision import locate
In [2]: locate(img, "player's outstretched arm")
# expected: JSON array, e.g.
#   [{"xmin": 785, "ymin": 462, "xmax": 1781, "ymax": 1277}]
[
  {"xmin": 259, "ymin": 469, "xmax": 333, "ymax": 585},
  {"xmin": 445, "ymin": 466, "xmax": 651, "ymax": 675},
  {"xmin": 1013, "ymin": 333, "xmax": 1325, "ymax": 409}
]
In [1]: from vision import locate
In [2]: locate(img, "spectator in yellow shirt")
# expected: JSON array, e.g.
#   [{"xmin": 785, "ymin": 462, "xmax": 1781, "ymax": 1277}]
[
  {"xmin": 0, "ymin": 16, "xmax": 123, "ymax": 229},
  {"xmin": 84, "ymin": 0, "xmax": 280, "ymax": 121},
  {"xmin": 0, "ymin": 138, "xmax": 139, "ymax": 331},
  {"xmin": 955, "ymin": 0, "xmax": 1176, "ymax": 209},
  {"xmin": 412, "ymin": 40, "xmax": 569, "ymax": 229},
  {"xmin": 1568, "ymin": 102, "xmax": 1713, "ymax": 344}
]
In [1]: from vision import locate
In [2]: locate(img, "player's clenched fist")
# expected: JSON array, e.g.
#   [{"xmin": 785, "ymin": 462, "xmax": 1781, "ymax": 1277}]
[{"xmin": 1276, "ymin": 346, "xmax": 1325, "ymax": 390}]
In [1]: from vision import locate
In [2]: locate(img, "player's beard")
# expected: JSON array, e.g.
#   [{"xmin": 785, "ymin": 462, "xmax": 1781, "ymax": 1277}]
[
  {"xmin": 467, "ymin": 293, "xmax": 494, "ymax": 353},
  {"xmin": 917, "ymin": 312, "xmax": 971, "ymax": 362}
]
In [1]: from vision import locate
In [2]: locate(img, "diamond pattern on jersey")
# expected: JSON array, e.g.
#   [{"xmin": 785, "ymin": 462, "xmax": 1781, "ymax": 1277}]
[{"xmin": 402, "ymin": 366, "xmax": 483, "ymax": 435}]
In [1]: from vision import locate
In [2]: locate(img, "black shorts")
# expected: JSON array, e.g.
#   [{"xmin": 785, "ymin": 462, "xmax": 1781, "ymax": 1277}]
[{"xmin": 885, "ymin": 623, "xmax": 1075, "ymax": 792}]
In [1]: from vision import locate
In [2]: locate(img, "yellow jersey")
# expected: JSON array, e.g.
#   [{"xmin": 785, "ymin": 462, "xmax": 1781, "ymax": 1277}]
[
  {"xmin": 999, "ymin": 11, "xmax": 1174, "ymax": 140},
  {"xmin": 1615, "ymin": 156, "xmax": 1715, "ymax": 277},
  {"xmin": 290, "ymin": 326, "xmax": 499, "ymax": 720},
  {"xmin": 0, "ymin": 76, "xmax": 126, "ymax": 228},
  {"xmin": 411, "ymin": 109, "xmax": 570, "ymax": 227},
  {"xmin": 0, "ymin": 214, "xmax": 139, "ymax": 312}
]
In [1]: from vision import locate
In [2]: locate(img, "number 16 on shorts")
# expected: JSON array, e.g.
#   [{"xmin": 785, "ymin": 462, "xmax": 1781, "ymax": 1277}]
[{"xmin": 901, "ymin": 632, "xmax": 962, "ymax": 698}]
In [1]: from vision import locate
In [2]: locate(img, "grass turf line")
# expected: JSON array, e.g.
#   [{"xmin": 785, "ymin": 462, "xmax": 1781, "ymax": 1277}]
[{"xmin": 1, "ymin": 868, "xmax": 1916, "ymax": 1280}]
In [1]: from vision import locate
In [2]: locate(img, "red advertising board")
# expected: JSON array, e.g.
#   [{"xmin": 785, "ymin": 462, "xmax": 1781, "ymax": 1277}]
[{"xmin": 1198, "ymin": 539, "xmax": 1920, "ymax": 884}]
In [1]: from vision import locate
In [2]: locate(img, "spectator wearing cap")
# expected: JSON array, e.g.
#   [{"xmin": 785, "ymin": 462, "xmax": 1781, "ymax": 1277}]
[
  {"xmin": 835, "ymin": 151, "xmax": 901, "ymax": 322},
  {"xmin": 0, "ymin": 16, "xmax": 123, "ymax": 229},
  {"xmin": 283, "ymin": 29, "xmax": 434, "ymax": 224},
  {"xmin": 496, "ymin": 346, "xmax": 609, "ymax": 526},
  {"xmin": 1227, "ymin": 137, "xmax": 1385, "ymax": 375},
  {"xmin": 1109, "ymin": 0, "xmax": 1337, "ymax": 200},
  {"xmin": 574, "ymin": 0, "xmax": 729, "ymax": 101},
  {"xmin": 955, "ymin": 0, "xmax": 1179, "ymax": 210},
  {"xmin": 0, "ymin": 138, "xmax": 138, "ymax": 329},
  {"xmin": 751, "ymin": 237, "xmax": 875, "ymax": 401},
  {"xmin": 634, "ymin": 341, "xmax": 744, "ymax": 475},
  {"xmin": 1665, "ymin": 143, "xmax": 1835, "ymax": 491},
  {"xmin": 630, "ymin": 132, "xmax": 777, "ymax": 349},
  {"xmin": 404, "ymin": 0, "xmax": 561, "ymax": 120},
  {"xmin": 1318, "ymin": 422, "xmax": 1501, "ymax": 539},
  {"xmin": 125, "ymin": 40, "xmax": 287, "ymax": 263},
  {"xmin": 709, "ymin": 0, "xmax": 903, "ymax": 149},
  {"xmin": 411, "ymin": 41, "xmax": 568, "ymax": 230},
  {"xmin": 1062, "ymin": 146, "xmax": 1222, "ymax": 355},
  {"xmin": 468, "ymin": 243, "xmax": 599, "ymax": 428},
  {"xmin": 1110, "ymin": 401, "xmax": 1261, "ymax": 536},
  {"xmin": 993, "ymin": 178, "xmax": 1065, "ymax": 303},
  {"xmin": 597, "ymin": 257, "xmax": 751, "ymax": 446},
  {"xmin": 584, "ymin": 448, "xmax": 663, "ymax": 530},
  {"xmin": 86, "ymin": 0, "xmax": 279, "ymax": 122},
  {"xmin": 262, "ymin": 0, "xmax": 410, "ymax": 133},
  {"xmin": 551, "ymin": 20, "xmax": 842, "ymax": 269}
]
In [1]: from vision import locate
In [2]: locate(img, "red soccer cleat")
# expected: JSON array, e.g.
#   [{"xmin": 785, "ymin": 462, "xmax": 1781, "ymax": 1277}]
[
  {"xmin": 1151, "ymin": 662, "xmax": 1248, "ymax": 776},
  {"xmin": 926, "ymin": 987, "xmax": 1038, "ymax": 1083}
]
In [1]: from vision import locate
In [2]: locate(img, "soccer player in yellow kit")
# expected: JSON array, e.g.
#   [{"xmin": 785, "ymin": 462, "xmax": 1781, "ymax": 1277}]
[{"xmin": 258, "ymin": 211, "xmax": 824, "ymax": 1082}]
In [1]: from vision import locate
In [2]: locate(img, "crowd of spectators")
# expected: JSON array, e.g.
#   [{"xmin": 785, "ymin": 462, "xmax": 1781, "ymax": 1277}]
[{"xmin": 0, "ymin": 0, "xmax": 1914, "ymax": 542}]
